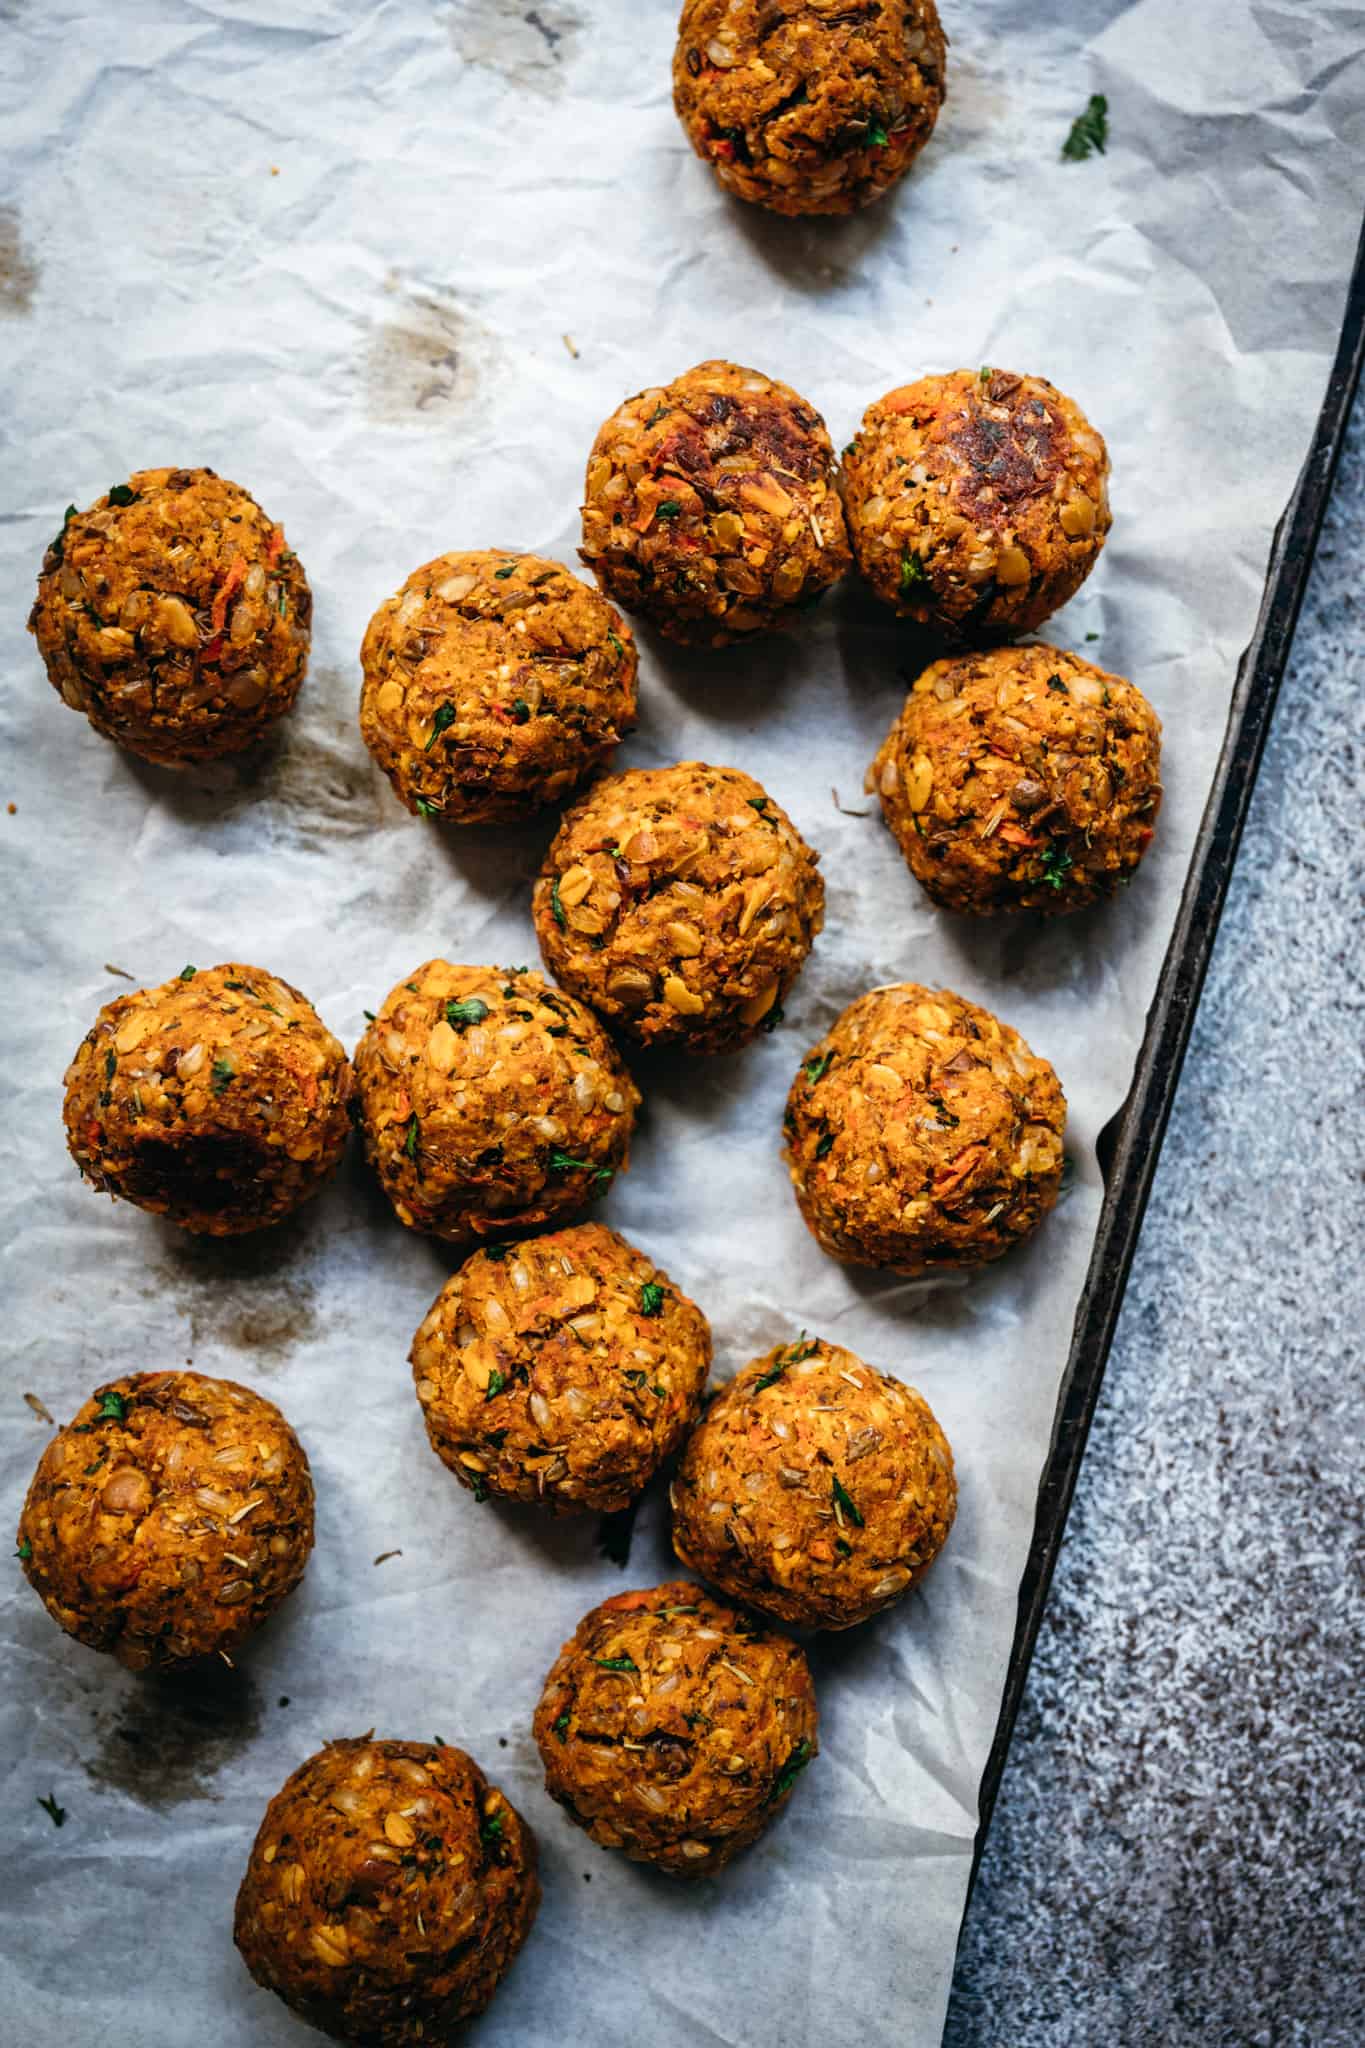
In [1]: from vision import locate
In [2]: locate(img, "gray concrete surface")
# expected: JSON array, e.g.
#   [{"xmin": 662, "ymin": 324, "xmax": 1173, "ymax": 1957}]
[{"xmin": 945, "ymin": 393, "xmax": 1364, "ymax": 2047}]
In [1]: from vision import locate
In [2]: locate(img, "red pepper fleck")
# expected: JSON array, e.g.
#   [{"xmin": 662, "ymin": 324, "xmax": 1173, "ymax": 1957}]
[
  {"xmin": 266, "ymin": 526, "xmax": 286, "ymax": 563},
  {"xmin": 209, "ymin": 555, "xmax": 247, "ymax": 638}
]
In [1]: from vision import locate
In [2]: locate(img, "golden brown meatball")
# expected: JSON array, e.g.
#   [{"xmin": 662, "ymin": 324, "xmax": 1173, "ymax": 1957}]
[
  {"xmin": 784, "ymin": 984, "xmax": 1066, "ymax": 1274},
  {"xmin": 533, "ymin": 1582, "xmax": 818, "ymax": 1875},
  {"xmin": 358, "ymin": 550, "xmax": 638, "ymax": 824},
  {"xmin": 63, "ymin": 963, "xmax": 352, "ymax": 1238},
  {"xmin": 674, "ymin": 0, "xmax": 946, "ymax": 216},
  {"xmin": 234, "ymin": 1738, "xmax": 539, "ymax": 2046},
  {"xmin": 869, "ymin": 644, "xmax": 1163, "ymax": 913},
  {"xmin": 353, "ymin": 963, "xmax": 640, "ymax": 1246},
  {"xmin": 580, "ymin": 359, "xmax": 849, "ymax": 645},
  {"xmin": 17, "ymin": 1370, "xmax": 313, "ymax": 1672},
  {"xmin": 671, "ymin": 1337, "xmax": 955, "ymax": 1629},
  {"xmin": 841, "ymin": 369, "xmax": 1111, "ymax": 640},
  {"xmin": 412, "ymin": 1224, "xmax": 711, "ymax": 1513},
  {"xmin": 28, "ymin": 467, "xmax": 310, "ymax": 765},
  {"xmin": 533, "ymin": 761, "xmax": 824, "ymax": 1053}
]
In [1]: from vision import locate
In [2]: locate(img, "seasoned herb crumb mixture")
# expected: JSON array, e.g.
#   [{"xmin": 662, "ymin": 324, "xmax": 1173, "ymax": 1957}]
[
  {"xmin": 784, "ymin": 984, "xmax": 1066, "ymax": 1274},
  {"xmin": 17, "ymin": 1370, "xmax": 313, "ymax": 1672},
  {"xmin": 29, "ymin": 467, "xmax": 311, "ymax": 766},
  {"xmin": 63, "ymin": 962, "xmax": 352, "ymax": 1237},
  {"xmin": 841, "ymin": 369, "xmax": 1111, "ymax": 641},
  {"xmin": 670, "ymin": 1338, "xmax": 955, "ymax": 1629},
  {"xmin": 673, "ymin": 0, "xmax": 947, "ymax": 217},
  {"xmin": 412, "ymin": 1223, "xmax": 711, "ymax": 1513},
  {"xmin": 533, "ymin": 760, "xmax": 824, "ymax": 1052},
  {"xmin": 358, "ymin": 549, "xmax": 638, "ymax": 824},
  {"xmin": 234, "ymin": 1738, "xmax": 539, "ymax": 2046},
  {"xmin": 533, "ymin": 1581, "xmax": 819, "ymax": 1874},
  {"xmin": 580, "ymin": 359, "xmax": 850, "ymax": 644},
  {"xmin": 353, "ymin": 963, "xmax": 640, "ymax": 1245},
  {"xmin": 870, "ymin": 643, "xmax": 1163, "ymax": 913}
]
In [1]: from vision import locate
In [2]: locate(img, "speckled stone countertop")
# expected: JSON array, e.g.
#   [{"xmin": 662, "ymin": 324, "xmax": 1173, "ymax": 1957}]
[{"xmin": 944, "ymin": 393, "xmax": 1364, "ymax": 2047}]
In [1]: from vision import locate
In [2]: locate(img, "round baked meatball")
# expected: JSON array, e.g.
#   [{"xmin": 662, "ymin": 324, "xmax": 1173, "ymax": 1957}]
[
  {"xmin": 354, "ymin": 963, "xmax": 640, "ymax": 1245},
  {"xmin": 358, "ymin": 550, "xmax": 638, "ymax": 824},
  {"xmin": 674, "ymin": 0, "xmax": 946, "ymax": 216},
  {"xmin": 28, "ymin": 467, "xmax": 310, "ymax": 766},
  {"xmin": 17, "ymin": 1370, "xmax": 313, "ymax": 1671},
  {"xmin": 63, "ymin": 963, "xmax": 352, "ymax": 1237},
  {"xmin": 841, "ymin": 369, "xmax": 1111, "ymax": 640},
  {"xmin": 784, "ymin": 984, "xmax": 1066, "ymax": 1274},
  {"xmin": 671, "ymin": 1338, "xmax": 955, "ymax": 1628},
  {"xmin": 234, "ymin": 1738, "xmax": 539, "ymax": 2045},
  {"xmin": 580, "ymin": 360, "xmax": 850, "ymax": 644},
  {"xmin": 412, "ymin": 1224, "xmax": 711, "ymax": 1513},
  {"xmin": 870, "ymin": 644, "xmax": 1163, "ymax": 913},
  {"xmin": 533, "ymin": 761, "xmax": 824, "ymax": 1053},
  {"xmin": 533, "ymin": 1582, "xmax": 818, "ymax": 1874}
]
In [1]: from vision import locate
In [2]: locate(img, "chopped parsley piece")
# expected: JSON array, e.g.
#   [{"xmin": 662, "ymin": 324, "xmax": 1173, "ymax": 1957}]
[
  {"xmin": 37, "ymin": 1792, "xmax": 66, "ymax": 1827},
  {"xmin": 485, "ymin": 1368, "xmax": 506, "ymax": 1401},
  {"xmin": 553, "ymin": 1712, "xmax": 570, "ymax": 1743},
  {"xmin": 1046, "ymin": 673, "xmax": 1069, "ymax": 694},
  {"xmin": 551, "ymin": 879, "xmax": 566, "ymax": 929},
  {"xmin": 655, "ymin": 499, "xmax": 682, "ymax": 521},
  {"xmin": 842, "ymin": 440, "xmax": 859, "ymax": 459},
  {"xmin": 762, "ymin": 1004, "xmax": 784, "ymax": 1034},
  {"xmin": 746, "ymin": 796, "xmax": 770, "ymax": 814},
  {"xmin": 835, "ymin": 1537, "xmax": 853, "ymax": 1559},
  {"xmin": 210, "ymin": 1058, "xmax": 235, "ymax": 1095},
  {"xmin": 95, "ymin": 1391, "xmax": 127, "ymax": 1423},
  {"xmin": 493, "ymin": 562, "xmax": 517, "ymax": 579},
  {"xmin": 446, "ymin": 996, "xmax": 490, "ymax": 1031},
  {"xmin": 593, "ymin": 1655, "xmax": 638, "ymax": 1674},
  {"xmin": 979, "ymin": 365, "xmax": 993, "ymax": 385},
  {"xmin": 1062, "ymin": 93, "xmax": 1108, "ymax": 162},
  {"xmin": 415, "ymin": 798, "xmax": 439, "ymax": 818},
  {"xmin": 868, "ymin": 121, "xmax": 889, "ymax": 148},
  {"xmin": 639, "ymin": 1281, "xmax": 665, "ymax": 1317},
  {"xmin": 832, "ymin": 1476, "xmax": 865, "ymax": 1528},
  {"xmin": 106, "ymin": 483, "xmax": 140, "ymax": 507},
  {"xmin": 899, "ymin": 551, "xmax": 929, "ymax": 594},
  {"xmin": 768, "ymin": 1738, "xmax": 812, "ymax": 1804},
  {"xmin": 51, "ymin": 503, "xmax": 78, "ymax": 561},
  {"xmin": 1085, "ymin": 630, "xmax": 1100, "ymax": 642},
  {"xmin": 548, "ymin": 1149, "xmax": 614, "ymax": 1190},
  {"xmin": 1040, "ymin": 843, "xmax": 1075, "ymax": 892},
  {"xmin": 424, "ymin": 703, "xmax": 456, "ymax": 751},
  {"xmin": 404, "ymin": 1113, "xmax": 420, "ymax": 1159},
  {"xmin": 753, "ymin": 1332, "xmax": 816, "ymax": 1393},
  {"xmin": 804, "ymin": 1051, "xmax": 833, "ymax": 1087},
  {"xmin": 815, "ymin": 1131, "xmax": 834, "ymax": 1157},
  {"xmin": 104, "ymin": 1050, "xmax": 117, "ymax": 1082},
  {"xmin": 480, "ymin": 1811, "xmax": 505, "ymax": 1843},
  {"xmin": 363, "ymin": 1008, "xmax": 376, "ymax": 1021},
  {"xmin": 512, "ymin": 697, "xmax": 530, "ymax": 723},
  {"xmin": 16, "ymin": 1537, "xmax": 32, "ymax": 1561},
  {"xmin": 178, "ymin": 964, "xmax": 197, "ymax": 981},
  {"xmin": 646, "ymin": 404, "xmax": 669, "ymax": 427},
  {"xmin": 471, "ymin": 1474, "xmax": 489, "ymax": 1503}
]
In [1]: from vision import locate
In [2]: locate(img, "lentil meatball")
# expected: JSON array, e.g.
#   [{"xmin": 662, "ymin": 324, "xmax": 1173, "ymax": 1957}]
[
  {"xmin": 673, "ymin": 0, "xmax": 947, "ymax": 217},
  {"xmin": 841, "ymin": 369, "xmax": 1111, "ymax": 640},
  {"xmin": 533, "ymin": 761, "xmax": 824, "ymax": 1053},
  {"xmin": 671, "ymin": 1337, "xmax": 955, "ymax": 1629},
  {"xmin": 533, "ymin": 1582, "xmax": 818, "ymax": 1875},
  {"xmin": 17, "ymin": 1370, "xmax": 313, "ymax": 1672},
  {"xmin": 580, "ymin": 359, "xmax": 850, "ymax": 645},
  {"xmin": 870, "ymin": 644, "xmax": 1163, "ymax": 913},
  {"xmin": 234, "ymin": 1737, "xmax": 539, "ymax": 2046},
  {"xmin": 412, "ymin": 1224, "xmax": 711, "ymax": 1513},
  {"xmin": 358, "ymin": 549, "xmax": 638, "ymax": 824},
  {"xmin": 28, "ymin": 467, "xmax": 310, "ymax": 765},
  {"xmin": 63, "ymin": 963, "xmax": 352, "ymax": 1237},
  {"xmin": 785, "ymin": 984, "xmax": 1066, "ymax": 1274},
  {"xmin": 354, "ymin": 963, "xmax": 639, "ymax": 1246}
]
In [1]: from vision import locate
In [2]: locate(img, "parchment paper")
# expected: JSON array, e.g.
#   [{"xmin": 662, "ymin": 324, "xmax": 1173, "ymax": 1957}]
[{"xmin": 2, "ymin": 3, "xmax": 1361, "ymax": 2043}]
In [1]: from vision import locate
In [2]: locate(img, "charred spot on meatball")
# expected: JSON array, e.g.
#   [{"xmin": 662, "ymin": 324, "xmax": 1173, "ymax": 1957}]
[
  {"xmin": 784, "ymin": 983, "xmax": 1066, "ymax": 1275},
  {"xmin": 533, "ymin": 761, "xmax": 824, "ymax": 1053},
  {"xmin": 63, "ymin": 963, "xmax": 352, "ymax": 1237},
  {"xmin": 673, "ymin": 1, "xmax": 947, "ymax": 216},
  {"xmin": 412, "ymin": 1224, "xmax": 711, "ymax": 1513},
  {"xmin": 841, "ymin": 370, "xmax": 1111, "ymax": 641},
  {"xmin": 234, "ymin": 1737, "xmax": 539, "ymax": 2045},
  {"xmin": 533, "ymin": 1581, "xmax": 819, "ymax": 1874},
  {"xmin": 18, "ymin": 1370, "xmax": 313, "ymax": 1671},
  {"xmin": 580, "ymin": 360, "xmax": 849, "ymax": 645},
  {"xmin": 359, "ymin": 550, "xmax": 638, "ymax": 824},
  {"xmin": 870, "ymin": 644, "xmax": 1162, "ymax": 913},
  {"xmin": 29, "ymin": 467, "xmax": 310, "ymax": 765}
]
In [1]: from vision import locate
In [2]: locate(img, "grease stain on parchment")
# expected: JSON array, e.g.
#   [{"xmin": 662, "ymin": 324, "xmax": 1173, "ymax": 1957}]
[
  {"xmin": 84, "ymin": 1664, "xmax": 263, "ymax": 1809},
  {"xmin": 0, "ymin": 206, "xmax": 39, "ymax": 317},
  {"xmin": 365, "ymin": 293, "xmax": 487, "ymax": 425},
  {"xmin": 142, "ymin": 1229, "xmax": 320, "ymax": 1371},
  {"xmin": 448, "ymin": 0, "xmax": 584, "ymax": 97},
  {"xmin": 231, "ymin": 686, "xmax": 388, "ymax": 847}
]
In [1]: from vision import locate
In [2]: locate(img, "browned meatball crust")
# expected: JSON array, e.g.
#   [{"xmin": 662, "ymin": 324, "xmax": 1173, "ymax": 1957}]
[
  {"xmin": 63, "ymin": 963, "xmax": 352, "ymax": 1237},
  {"xmin": 674, "ymin": 0, "xmax": 946, "ymax": 216},
  {"xmin": 234, "ymin": 1738, "xmax": 539, "ymax": 2046},
  {"xmin": 353, "ymin": 963, "xmax": 640, "ymax": 1245},
  {"xmin": 533, "ymin": 761, "xmax": 824, "ymax": 1053},
  {"xmin": 358, "ymin": 549, "xmax": 638, "ymax": 824},
  {"xmin": 842, "ymin": 369, "xmax": 1111, "ymax": 640},
  {"xmin": 533, "ymin": 1582, "xmax": 818, "ymax": 1874},
  {"xmin": 784, "ymin": 984, "xmax": 1066, "ymax": 1274},
  {"xmin": 580, "ymin": 359, "xmax": 850, "ymax": 644},
  {"xmin": 870, "ymin": 644, "xmax": 1163, "ymax": 913},
  {"xmin": 671, "ymin": 1338, "xmax": 955, "ymax": 1628},
  {"xmin": 17, "ymin": 1370, "xmax": 313, "ymax": 1672},
  {"xmin": 412, "ymin": 1224, "xmax": 711, "ymax": 1513},
  {"xmin": 28, "ymin": 467, "xmax": 310, "ymax": 765}
]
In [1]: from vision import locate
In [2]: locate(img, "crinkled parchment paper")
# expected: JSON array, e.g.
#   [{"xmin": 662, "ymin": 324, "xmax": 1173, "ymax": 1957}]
[{"xmin": 2, "ymin": 3, "xmax": 1361, "ymax": 2043}]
